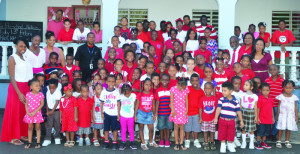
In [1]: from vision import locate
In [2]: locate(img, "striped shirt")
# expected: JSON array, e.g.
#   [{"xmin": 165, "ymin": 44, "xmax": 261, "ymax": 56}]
[
  {"xmin": 265, "ymin": 76, "xmax": 284, "ymax": 107},
  {"xmin": 196, "ymin": 24, "xmax": 218, "ymax": 40},
  {"xmin": 213, "ymin": 71, "xmax": 230, "ymax": 93},
  {"xmin": 155, "ymin": 87, "xmax": 171, "ymax": 116},
  {"xmin": 43, "ymin": 64, "xmax": 63, "ymax": 81},
  {"xmin": 217, "ymin": 96, "xmax": 241, "ymax": 119}
]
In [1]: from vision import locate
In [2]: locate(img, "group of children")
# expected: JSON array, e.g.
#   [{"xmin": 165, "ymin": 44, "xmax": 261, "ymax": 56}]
[{"xmin": 21, "ymin": 14, "xmax": 299, "ymax": 153}]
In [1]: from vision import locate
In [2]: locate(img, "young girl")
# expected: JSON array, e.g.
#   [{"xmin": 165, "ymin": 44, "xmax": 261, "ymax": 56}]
[
  {"xmin": 60, "ymin": 73, "xmax": 70, "ymax": 85},
  {"xmin": 76, "ymin": 84, "xmax": 94, "ymax": 146},
  {"xmin": 112, "ymin": 58, "xmax": 128, "ymax": 82},
  {"xmin": 141, "ymin": 61, "xmax": 155, "ymax": 81},
  {"xmin": 142, "ymin": 42, "xmax": 151, "ymax": 57},
  {"xmin": 258, "ymin": 22, "xmax": 270, "ymax": 47},
  {"xmin": 92, "ymin": 83, "xmax": 103, "ymax": 147},
  {"xmin": 200, "ymin": 65, "xmax": 217, "ymax": 96},
  {"xmin": 163, "ymin": 56, "xmax": 172, "ymax": 69},
  {"xmin": 104, "ymin": 36, "xmax": 124, "ymax": 60},
  {"xmin": 240, "ymin": 55, "xmax": 255, "ymax": 79},
  {"xmin": 169, "ymin": 77, "xmax": 190, "ymax": 150},
  {"xmin": 183, "ymin": 58, "xmax": 198, "ymax": 86},
  {"xmin": 131, "ymin": 68, "xmax": 142, "ymax": 95},
  {"xmin": 222, "ymin": 52, "xmax": 233, "ymax": 74},
  {"xmin": 120, "ymin": 17, "xmax": 131, "ymax": 40},
  {"xmin": 176, "ymin": 18, "xmax": 187, "ymax": 43},
  {"xmin": 194, "ymin": 54, "xmax": 206, "ymax": 79},
  {"xmin": 233, "ymin": 62, "xmax": 250, "ymax": 91},
  {"xmin": 194, "ymin": 38, "xmax": 212, "ymax": 64},
  {"xmin": 72, "ymin": 78, "xmax": 82, "ymax": 98},
  {"xmin": 182, "ymin": 51, "xmax": 192, "ymax": 70},
  {"xmin": 163, "ymin": 29, "xmax": 180, "ymax": 53},
  {"xmin": 99, "ymin": 68, "xmax": 108, "ymax": 88},
  {"xmin": 157, "ymin": 62, "xmax": 167, "ymax": 76},
  {"xmin": 240, "ymin": 79, "xmax": 258, "ymax": 149},
  {"xmin": 125, "ymin": 28, "xmax": 144, "ymax": 53},
  {"xmin": 72, "ymin": 70, "xmax": 83, "ymax": 80},
  {"xmin": 105, "ymin": 48, "xmax": 117, "ymax": 74},
  {"xmin": 175, "ymin": 55, "xmax": 186, "ymax": 77},
  {"xmin": 92, "ymin": 59, "xmax": 106, "ymax": 77},
  {"xmin": 135, "ymin": 79, "xmax": 158, "ymax": 150},
  {"xmin": 23, "ymin": 79, "xmax": 45, "ymax": 149},
  {"xmin": 183, "ymin": 28, "xmax": 199, "ymax": 57},
  {"xmin": 204, "ymin": 28, "xmax": 218, "ymax": 60},
  {"xmin": 276, "ymin": 80, "xmax": 299, "ymax": 148},
  {"xmin": 63, "ymin": 54, "xmax": 80, "ymax": 83},
  {"xmin": 213, "ymin": 58, "xmax": 230, "ymax": 99},
  {"xmin": 168, "ymin": 64, "xmax": 179, "ymax": 89},
  {"xmin": 92, "ymin": 22, "xmax": 103, "ymax": 43},
  {"xmin": 119, "ymin": 83, "xmax": 138, "ymax": 150},
  {"xmin": 148, "ymin": 45, "xmax": 159, "ymax": 68},
  {"xmin": 123, "ymin": 50, "xmax": 137, "ymax": 81},
  {"xmin": 165, "ymin": 48, "xmax": 175, "ymax": 64},
  {"xmin": 116, "ymin": 73, "xmax": 124, "ymax": 92},
  {"xmin": 60, "ymin": 83, "xmax": 78, "ymax": 147},
  {"xmin": 173, "ymin": 41, "xmax": 183, "ymax": 57},
  {"xmin": 253, "ymin": 77, "xmax": 262, "ymax": 96}
]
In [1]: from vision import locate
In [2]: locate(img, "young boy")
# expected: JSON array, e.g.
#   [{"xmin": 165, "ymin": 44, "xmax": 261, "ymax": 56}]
[
  {"xmin": 42, "ymin": 79, "xmax": 62, "ymax": 146},
  {"xmin": 100, "ymin": 75, "xmax": 121, "ymax": 150},
  {"xmin": 57, "ymin": 18, "xmax": 74, "ymax": 45},
  {"xmin": 185, "ymin": 73, "xmax": 205, "ymax": 148},
  {"xmin": 92, "ymin": 59, "xmax": 106, "ymax": 77},
  {"xmin": 155, "ymin": 74, "xmax": 173, "ymax": 148},
  {"xmin": 44, "ymin": 52, "xmax": 63, "ymax": 82},
  {"xmin": 199, "ymin": 82, "xmax": 218, "ymax": 150},
  {"xmin": 73, "ymin": 20, "xmax": 91, "ymax": 43},
  {"xmin": 108, "ymin": 26, "xmax": 125, "ymax": 48},
  {"xmin": 255, "ymin": 83, "xmax": 274, "ymax": 150},
  {"xmin": 265, "ymin": 64, "xmax": 284, "ymax": 141},
  {"xmin": 62, "ymin": 54, "xmax": 80, "ymax": 83},
  {"xmin": 149, "ymin": 30, "xmax": 163, "ymax": 62},
  {"xmin": 105, "ymin": 48, "xmax": 117, "ymax": 74},
  {"xmin": 182, "ymin": 15, "xmax": 191, "ymax": 31},
  {"xmin": 92, "ymin": 22, "xmax": 102, "ymax": 43},
  {"xmin": 214, "ymin": 81, "xmax": 244, "ymax": 153},
  {"xmin": 120, "ymin": 17, "xmax": 131, "ymax": 40}
]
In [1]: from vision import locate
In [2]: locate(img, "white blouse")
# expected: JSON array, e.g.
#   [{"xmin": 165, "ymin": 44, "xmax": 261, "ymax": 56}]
[
  {"xmin": 12, "ymin": 54, "xmax": 33, "ymax": 82},
  {"xmin": 186, "ymin": 40, "xmax": 199, "ymax": 57},
  {"xmin": 24, "ymin": 48, "xmax": 46, "ymax": 69}
]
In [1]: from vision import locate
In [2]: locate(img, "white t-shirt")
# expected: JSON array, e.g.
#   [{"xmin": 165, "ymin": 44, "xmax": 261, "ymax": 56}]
[
  {"xmin": 93, "ymin": 95, "xmax": 103, "ymax": 124},
  {"xmin": 110, "ymin": 70, "xmax": 128, "ymax": 78},
  {"xmin": 232, "ymin": 90, "xmax": 244, "ymax": 104},
  {"xmin": 100, "ymin": 88, "xmax": 121, "ymax": 116},
  {"xmin": 12, "ymin": 54, "xmax": 33, "ymax": 82},
  {"xmin": 72, "ymin": 27, "xmax": 91, "ymax": 41},
  {"xmin": 186, "ymin": 40, "xmax": 199, "ymax": 57},
  {"xmin": 73, "ymin": 92, "xmax": 81, "ymax": 98},
  {"xmin": 46, "ymin": 86, "xmax": 62, "ymax": 109},
  {"xmin": 162, "ymin": 32, "xmax": 170, "ymax": 42},
  {"xmin": 140, "ymin": 74, "xmax": 151, "ymax": 81},
  {"xmin": 241, "ymin": 92, "xmax": 258, "ymax": 109},
  {"xmin": 120, "ymin": 93, "xmax": 136, "ymax": 118},
  {"xmin": 108, "ymin": 36, "xmax": 125, "ymax": 48},
  {"xmin": 177, "ymin": 30, "xmax": 187, "ymax": 43},
  {"xmin": 125, "ymin": 39, "xmax": 144, "ymax": 54},
  {"xmin": 183, "ymin": 71, "xmax": 198, "ymax": 86}
]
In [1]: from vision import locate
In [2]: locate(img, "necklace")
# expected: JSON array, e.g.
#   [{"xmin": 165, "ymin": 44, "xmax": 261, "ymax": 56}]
[{"xmin": 62, "ymin": 98, "xmax": 69, "ymax": 108}]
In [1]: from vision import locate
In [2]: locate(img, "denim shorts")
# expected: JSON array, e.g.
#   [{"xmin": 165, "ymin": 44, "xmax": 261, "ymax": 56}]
[
  {"xmin": 184, "ymin": 114, "xmax": 201, "ymax": 132},
  {"xmin": 157, "ymin": 115, "xmax": 174, "ymax": 130},
  {"xmin": 137, "ymin": 109, "xmax": 154, "ymax": 125},
  {"xmin": 257, "ymin": 124, "xmax": 271, "ymax": 137},
  {"xmin": 104, "ymin": 113, "xmax": 120, "ymax": 131}
]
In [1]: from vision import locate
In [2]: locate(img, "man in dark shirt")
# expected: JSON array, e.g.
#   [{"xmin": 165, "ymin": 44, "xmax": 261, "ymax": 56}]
[{"xmin": 75, "ymin": 32, "xmax": 102, "ymax": 82}]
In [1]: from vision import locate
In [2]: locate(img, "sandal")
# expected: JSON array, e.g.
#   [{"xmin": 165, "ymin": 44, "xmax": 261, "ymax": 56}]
[
  {"xmin": 180, "ymin": 143, "xmax": 187, "ymax": 150},
  {"xmin": 276, "ymin": 141, "xmax": 282, "ymax": 148},
  {"xmin": 285, "ymin": 141, "xmax": 292, "ymax": 148},
  {"xmin": 64, "ymin": 141, "xmax": 70, "ymax": 147},
  {"xmin": 21, "ymin": 136, "xmax": 29, "ymax": 142},
  {"xmin": 24, "ymin": 142, "xmax": 32, "ymax": 149},
  {"xmin": 69, "ymin": 141, "xmax": 75, "ymax": 147},
  {"xmin": 149, "ymin": 141, "xmax": 159, "ymax": 148},
  {"xmin": 174, "ymin": 144, "xmax": 180, "ymax": 150},
  {"xmin": 10, "ymin": 139, "xmax": 24, "ymax": 146},
  {"xmin": 94, "ymin": 140, "xmax": 100, "ymax": 146},
  {"xmin": 141, "ymin": 143, "xmax": 149, "ymax": 150},
  {"xmin": 35, "ymin": 143, "xmax": 41, "ymax": 149}
]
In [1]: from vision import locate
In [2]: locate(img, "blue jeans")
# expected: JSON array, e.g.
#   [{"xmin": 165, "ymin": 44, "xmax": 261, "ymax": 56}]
[{"xmin": 272, "ymin": 107, "xmax": 278, "ymax": 135}]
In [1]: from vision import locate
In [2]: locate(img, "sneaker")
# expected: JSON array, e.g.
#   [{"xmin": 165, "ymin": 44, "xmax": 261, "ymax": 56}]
[
  {"xmin": 130, "ymin": 141, "xmax": 137, "ymax": 150},
  {"xmin": 159, "ymin": 140, "xmax": 164, "ymax": 147},
  {"xmin": 255, "ymin": 141, "xmax": 263, "ymax": 150},
  {"xmin": 42, "ymin": 140, "xmax": 51, "ymax": 146},
  {"xmin": 119, "ymin": 142, "xmax": 126, "ymax": 150},
  {"xmin": 102, "ymin": 141, "xmax": 109, "ymax": 149},
  {"xmin": 261, "ymin": 141, "xmax": 271, "ymax": 149},
  {"xmin": 220, "ymin": 143, "xmax": 226, "ymax": 153},
  {"xmin": 165, "ymin": 140, "xmax": 170, "ymax": 148},
  {"xmin": 210, "ymin": 142, "xmax": 216, "ymax": 150},
  {"xmin": 194, "ymin": 139, "xmax": 201, "ymax": 148},
  {"xmin": 227, "ymin": 143, "xmax": 236, "ymax": 152},
  {"xmin": 78, "ymin": 138, "xmax": 83, "ymax": 146},
  {"xmin": 112, "ymin": 142, "xmax": 118, "ymax": 150},
  {"xmin": 141, "ymin": 143, "xmax": 149, "ymax": 150},
  {"xmin": 249, "ymin": 141, "xmax": 254, "ymax": 149},
  {"xmin": 55, "ymin": 138, "xmax": 61, "ymax": 145},
  {"xmin": 85, "ymin": 138, "xmax": 91, "ymax": 146},
  {"xmin": 185, "ymin": 140, "xmax": 190, "ymax": 148},
  {"xmin": 203, "ymin": 142, "xmax": 210, "ymax": 151},
  {"xmin": 241, "ymin": 141, "xmax": 247, "ymax": 149},
  {"xmin": 233, "ymin": 137, "xmax": 241, "ymax": 147}
]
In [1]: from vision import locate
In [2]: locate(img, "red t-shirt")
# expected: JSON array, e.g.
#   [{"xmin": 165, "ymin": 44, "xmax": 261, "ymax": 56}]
[
  {"xmin": 168, "ymin": 79, "xmax": 178, "ymax": 89},
  {"xmin": 199, "ymin": 95, "xmax": 218, "ymax": 121},
  {"xmin": 242, "ymin": 69, "xmax": 255, "ymax": 79},
  {"xmin": 258, "ymin": 32, "xmax": 270, "ymax": 44},
  {"xmin": 57, "ymin": 28, "xmax": 74, "ymax": 42},
  {"xmin": 147, "ymin": 31, "xmax": 164, "ymax": 43},
  {"xmin": 137, "ymin": 92, "xmax": 154, "ymax": 113},
  {"xmin": 187, "ymin": 86, "xmax": 205, "ymax": 116},
  {"xmin": 182, "ymin": 25, "xmax": 190, "ymax": 31},
  {"xmin": 149, "ymin": 40, "xmax": 163, "ymax": 61},
  {"xmin": 257, "ymin": 95, "xmax": 274, "ymax": 124},
  {"xmin": 104, "ymin": 47, "xmax": 124, "ymax": 61},
  {"xmin": 105, "ymin": 60, "xmax": 114, "ymax": 74},
  {"xmin": 76, "ymin": 96, "xmax": 94, "ymax": 127},
  {"xmin": 194, "ymin": 49, "xmax": 212, "ymax": 63},
  {"xmin": 237, "ymin": 45, "xmax": 252, "ymax": 62},
  {"xmin": 137, "ymin": 31, "xmax": 149, "ymax": 43},
  {"xmin": 120, "ymin": 27, "xmax": 131, "ymax": 40},
  {"xmin": 122, "ymin": 62, "xmax": 137, "ymax": 79},
  {"xmin": 132, "ymin": 79, "xmax": 141, "ymax": 95},
  {"xmin": 175, "ymin": 51, "xmax": 183, "ymax": 57},
  {"xmin": 265, "ymin": 76, "xmax": 284, "ymax": 107},
  {"xmin": 194, "ymin": 66, "xmax": 205, "ymax": 79},
  {"xmin": 270, "ymin": 29, "xmax": 296, "ymax": 58},
  {"xmin": 62, "ymin": 65, "xmax": 80, "ymax": 83}
]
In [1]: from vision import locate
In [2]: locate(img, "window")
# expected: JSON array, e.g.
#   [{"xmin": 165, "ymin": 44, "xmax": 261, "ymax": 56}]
[
  {"xmin": 272, "ymin": 11, "xmax": 300, "ymax": 46},
  {"xmin": 118, "ymin": 9, "xmax": 148, "ymax": 27},
  {"xmin": 192, "ymin": 9, "xmax": 219, "ymax": 32}
]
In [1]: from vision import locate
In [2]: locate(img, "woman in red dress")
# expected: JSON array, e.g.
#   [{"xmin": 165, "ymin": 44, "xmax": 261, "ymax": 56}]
[
  {"xmin": 1, "ymin": 38, "xmax": 33, "ymax": 145},
  {"xmin": 237, "ymin": 33, "xmax": 255, "ymax": 62}
]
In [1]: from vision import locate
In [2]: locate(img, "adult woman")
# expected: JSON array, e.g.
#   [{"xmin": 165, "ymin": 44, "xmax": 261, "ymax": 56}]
[
  {"xmin": 238, "ymin": 33, "xmax": 255, "ymax": 62},
  {"xmin": 251, "ymin": 38, "xmax": 272, "ymax": 83},
  {"xmin": 24, "ymin": 34, "xmax": 46, "ymax": 74},
  {"xmin": 136, "ymin": 22, "xmax": 149, "ymax": 43},
  {"xmin": 44, "ymin": 31, "xmax": 65, "ymax": 67},
  {"xmin": 204, "ymin": 27, "xmax": 218, "ymax": 61},
  {"xmin": 1, "ymin": 38, "xmax": 33, "ymax": 145}
]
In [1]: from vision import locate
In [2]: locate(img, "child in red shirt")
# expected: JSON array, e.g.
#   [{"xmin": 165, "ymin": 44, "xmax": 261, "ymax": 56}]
[
  {"xmin": 199, "ymin": 82, "xmax": 218, "ymax": 150},
  {"xmin": 122, "ymin": 50, "xmax": 137, "ymax": 81},
  {"xmin": 149, "ymin": 30, "xmax": 163, "ymax": 62},
  {"xmin": 222, "ymin": 52, "xmax": 233, "ymax": 74},
  {"xmin": 92, "ymin": 59, "xmax": 105, "ymax": 77},
  {"xmin": 165, "ymin": 49, "xmax": 175, "ymax": 64},
  {"xmin": 232, "ymin": 63, "xmax": 250, "ymax": 91},
  {"xmin": 185, "ymin": 73, "xmax": 205, "ymax": 148},
  {"xmin": 173, "ymin": 41, "xmax": 183, "ymax": 58},
  {"xmin": 131, "ymin": 68, "xmax": 142, "ymax": 95},
  {"xmin": 148, "ymin": 45, "xmax": 160, "ymax": 68},
  {"xmin": 240, "ymin": 55, "xmax": 255, "ymax": 79},
  {"xmin": 256, "ymin": 83, "xmax": 274, "ymax": 149},
  {"xmin": 182, "ymin": 15, "xmax": 191, "ymax": 31},
  {"xmin": 44, "ymin": 52, "xmax": 63, "ymax": 81},
  {"xmin": 168, "ymin": 65, "xmax": 178, "ymax": 89},
  {"xmin": 213, "ymin": 59, "xmax": 230, "ymax": 99},
  {"xmin": 120, "ymin": 17, "xmax": 131, "ymax": 40},
  {"xmin": 156, "ymin": 62, "xmax": 167, "ymax": 76},
  {"xmin": 104, "ymin": 36, "xmax": 124, "ymax": 60},
  {"xmin": 63, "ymin": 54, "xmax": 80, "ymax": 83},
  {"xmin": 194, "ymin": 54, "xmax": 206, "ymax": 79},
  {"xmin": 194, "ymin": 38, "xmax": 212, "ymax": 64},
  {"xmin": 105, "ymin": 48, "xmax": 116, "ymax": 74},
  {"xmin": 76, "ymin": 84, "xmax": 94, "ymax": 146},
  {"xmin": 57, "ymin": 19, "xmax": 74, "ymax": 45}
]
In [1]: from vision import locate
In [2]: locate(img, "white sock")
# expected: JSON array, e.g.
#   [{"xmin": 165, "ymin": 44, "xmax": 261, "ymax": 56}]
[
  {"xmin": 221, "ymin": 142, "xmax": 226, "ymax": 146},
  {"xmin": 250, "ymin": 134, "xmax": 254, "ymax": 143},
  {"xmin": 242, "ymin": 134, "xmax": 246, "ymax": 143}
]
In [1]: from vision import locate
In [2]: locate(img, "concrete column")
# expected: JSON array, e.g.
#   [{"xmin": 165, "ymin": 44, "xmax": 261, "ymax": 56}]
[
  {"xmin": 216, "ymin": 0, "xmax": 238, "ymax": 49},
  {"xmin": 0, "ymin": 0, "xmax": 6, "ymax": 20},
  {"xmin": 101, "ymin": 0, "xmax": 120, "ymax": 58}
]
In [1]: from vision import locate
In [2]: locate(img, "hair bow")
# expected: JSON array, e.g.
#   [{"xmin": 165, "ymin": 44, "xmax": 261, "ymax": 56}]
[
  {"xmin": 223, "ymin": 49, "xmax": 229, "ymax": 53},
  {"xmin": 63, "ymin": 83, "xmax": 73, "ymax": 91},
  {"xmin": 191, "ymin": 27, "xmax": 197, "ymax": 32},
  {"xmin": 175, "ymin": 18, "xmax": 183, "ymax": 22},
  {"xmin": 216, "ymin": 57, "xmax": 224, "ymax": 61},
  {"xmin": 165, "ymin": 21, "xmax": 171, "ymax": 25}
]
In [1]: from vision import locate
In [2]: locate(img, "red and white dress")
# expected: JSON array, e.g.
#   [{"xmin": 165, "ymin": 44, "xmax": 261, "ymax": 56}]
[{"xmin": 59, "ymin": 96, "xmax": 78, "ymax": 132}]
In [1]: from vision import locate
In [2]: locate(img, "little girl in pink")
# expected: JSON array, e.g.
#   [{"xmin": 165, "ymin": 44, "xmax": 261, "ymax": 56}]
[{"xmin": 23, "ymin": 79, "xmax": 45, "ymax": 149}]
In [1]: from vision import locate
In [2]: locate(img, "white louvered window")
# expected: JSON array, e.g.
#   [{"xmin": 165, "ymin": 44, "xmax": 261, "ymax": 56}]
[
  {"xmin": 272, "ymin": 11, "xmax": 300, "ymax": 46},
  {"xmin": 118, "ymin": 9, "xmax": 148, "ymax": 27},
  {"xmin": 192, "ymin": 9, "xmax": 219, "ymax": 32}
]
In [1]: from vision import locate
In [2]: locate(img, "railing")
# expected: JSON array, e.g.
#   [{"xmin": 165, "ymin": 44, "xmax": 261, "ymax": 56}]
[{"xmin": 0, "ymin": 42, "xmax": 299, "ymax": 84}]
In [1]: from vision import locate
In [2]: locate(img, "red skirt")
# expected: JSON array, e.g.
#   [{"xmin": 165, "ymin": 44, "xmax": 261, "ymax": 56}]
[{"xmin": 1, "ymin": 82, "xmax": 30, "ymax": 142}]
